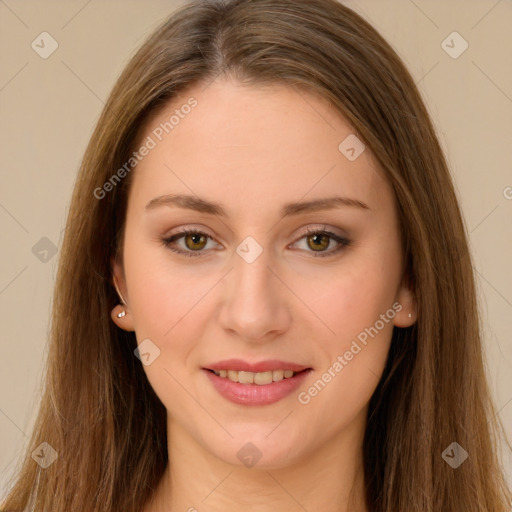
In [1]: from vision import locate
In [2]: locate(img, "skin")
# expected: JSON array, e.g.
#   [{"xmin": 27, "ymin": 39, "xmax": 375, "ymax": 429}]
[{"xmin": 111, "ymin": 77, "xmax": 417, "ymax": 512}]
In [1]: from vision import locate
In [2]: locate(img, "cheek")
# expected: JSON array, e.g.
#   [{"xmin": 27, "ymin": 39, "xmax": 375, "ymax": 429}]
[
  {"xmin": 295, "ymin": 290, "xmax": 395, "ymax": 437},
  {"xmin": 307, "ymin": 269, "xmax": 395, "ymax": 386},
  {"xmin": 122, "ymin": 245, "xmax": 211, "ymax": 413},
  {"xmin": 304, "ymin": 249, "xmax": 401, "ymax": 345},
  {"xmin": 123, "ymin": 234, "xmax": 211, "ymax": 339},
  {"xmin": 294, "ymin": 241, "xmax": 400, "ymax": 411}
]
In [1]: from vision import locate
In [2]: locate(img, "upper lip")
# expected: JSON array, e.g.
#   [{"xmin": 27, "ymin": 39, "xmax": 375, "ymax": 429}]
[{"xmin": 204, "ymin": 359, "xmax": 311, "ymax": 373}]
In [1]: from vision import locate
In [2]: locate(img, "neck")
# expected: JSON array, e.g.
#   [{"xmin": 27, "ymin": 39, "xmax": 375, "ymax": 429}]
[{"xmin": 145, "ymin": 411, "xmax": 368, "ymax": 512}]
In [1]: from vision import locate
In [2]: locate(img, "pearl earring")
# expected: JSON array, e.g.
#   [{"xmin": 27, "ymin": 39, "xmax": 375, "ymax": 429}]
[{"xmin": 113, "ymin": 275, "xmax": 128, "ymax": 319}]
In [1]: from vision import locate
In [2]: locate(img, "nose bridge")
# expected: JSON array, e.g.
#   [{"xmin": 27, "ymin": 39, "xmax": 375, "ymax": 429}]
[{"xmin": 218, "ymin": 239, "xmax": 291, "ymax": 340}]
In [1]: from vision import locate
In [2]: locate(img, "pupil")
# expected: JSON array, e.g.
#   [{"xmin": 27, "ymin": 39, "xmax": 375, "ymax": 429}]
[
  {"xmin": 310, "ymin": 234, "xmax": 327, "ymax": 250},
  {"xmin": 188, "ymin": 233, "xmax": 205, "ymax": 249}
]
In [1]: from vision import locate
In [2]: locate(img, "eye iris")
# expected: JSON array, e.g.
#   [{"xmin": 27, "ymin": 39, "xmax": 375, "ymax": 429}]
[
  {"xmin": 307, "ymin": 233, "xmax": 329, "ymax": 251},
  {"xmin": 185, "ymin": 232, "xmax": 207, "ymax": 250}
]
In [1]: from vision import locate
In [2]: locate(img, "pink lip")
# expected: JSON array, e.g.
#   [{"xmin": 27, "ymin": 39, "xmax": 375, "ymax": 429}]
[
  {"xmin": 204, "ymin": 358, "xmax": 311, "ymax": 373},
  {"xmin": 203, "ymin": 368, "xmax": 312, "ymax": 406}
]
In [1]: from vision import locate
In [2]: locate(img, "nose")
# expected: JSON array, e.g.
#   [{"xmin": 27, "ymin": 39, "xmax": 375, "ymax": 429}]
[{"xmin": 218, "ymin": 247, "xmax": 292, "ymax": 342}]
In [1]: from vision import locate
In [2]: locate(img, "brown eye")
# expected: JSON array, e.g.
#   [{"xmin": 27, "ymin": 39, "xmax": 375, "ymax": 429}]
[
  {"xmin": 292, "ymin": 228, "xmax": 350, "ymax": 258},
  {"xmin": 306, "ymin": 233, "xmax": 330, "ymax": 252},
  {"xmin": 184, "ymin": 232, "xmax": 208, "ymax": 251},
  {"xmin": 162, "ymin": 229, "xmax": 216, "ymax": 258}
]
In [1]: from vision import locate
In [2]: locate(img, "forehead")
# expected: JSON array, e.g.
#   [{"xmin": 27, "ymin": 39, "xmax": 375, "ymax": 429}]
[{"xmin": 127, "ymin": 78, "xmax": 390, "ymax": 219}]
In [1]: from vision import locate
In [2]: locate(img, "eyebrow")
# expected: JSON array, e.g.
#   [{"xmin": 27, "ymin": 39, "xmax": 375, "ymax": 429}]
[{"xmin": 145, "ymin": 193, "xmax": 371, "ymax": 217}]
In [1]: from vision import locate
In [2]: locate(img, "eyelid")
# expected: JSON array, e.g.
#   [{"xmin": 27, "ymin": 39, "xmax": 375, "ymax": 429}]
[
  {"xmin": 295, "ymin": 224, "xmax": 347, "ymax": 239},
  {"xmin": 163, "ymin": 223, "xmax": 346, "ymax": 242}
]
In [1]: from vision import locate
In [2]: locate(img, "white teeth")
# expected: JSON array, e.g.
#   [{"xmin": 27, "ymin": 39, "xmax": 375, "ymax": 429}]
[
  {"xmin": 212, "ymin": 369, "xmax": 299, "ymax": 384},
  {"xmin": 254, "ymin": 371, "xmax": 273, "ymax": 385},
  {"xmin": 272, "ymin": 369, "xmax": 284, "ymax": 381},
  {"xmin": 238, "ymin": 371, "xmax": 255, "ymax": 384}
]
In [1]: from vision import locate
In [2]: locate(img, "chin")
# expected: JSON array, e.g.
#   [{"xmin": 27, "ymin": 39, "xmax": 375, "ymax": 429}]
[{"xmin": 208, "ymin": 432, "xmax": 306, "ymax": 470}]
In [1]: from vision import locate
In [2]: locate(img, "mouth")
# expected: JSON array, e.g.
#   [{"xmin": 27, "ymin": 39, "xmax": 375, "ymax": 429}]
[
  {"xmin": 202, "ymin": 361, "xmax": 313, "ymax": 405},
  {"xmin": 204, "ymin": 368, "xmax": 309, "ymax": 385}
]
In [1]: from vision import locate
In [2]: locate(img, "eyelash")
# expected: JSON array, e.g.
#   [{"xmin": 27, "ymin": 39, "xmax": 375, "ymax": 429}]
[{"xmin": 161, "ymin": 226, "xmax": 350, "ymax": 259}]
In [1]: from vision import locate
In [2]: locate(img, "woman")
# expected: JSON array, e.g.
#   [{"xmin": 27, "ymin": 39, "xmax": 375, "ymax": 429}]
[{"xmin": 2, "ymin": 0, "xmax": 511, "ymax": 510}]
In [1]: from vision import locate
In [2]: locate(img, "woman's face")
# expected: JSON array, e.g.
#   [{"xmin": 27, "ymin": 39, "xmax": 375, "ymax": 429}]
[{"xmin": 112, "ymin": 77, "xmax": 416, "ymax": 468}]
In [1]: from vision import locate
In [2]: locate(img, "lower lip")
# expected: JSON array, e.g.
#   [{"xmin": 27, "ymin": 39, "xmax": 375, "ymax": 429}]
[{"xmin": 203, "ymin": 369, "xmax": 312, "ymax": 406}]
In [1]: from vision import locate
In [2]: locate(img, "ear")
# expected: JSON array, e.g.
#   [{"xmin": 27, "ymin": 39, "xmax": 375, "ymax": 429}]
[
  {"xmin": 110, "ymin": 257, "xmax": 135, "ymax": 332},
  {"xmin": 393, "ymin": 275, "xmax": 417, "ymax": 328}
]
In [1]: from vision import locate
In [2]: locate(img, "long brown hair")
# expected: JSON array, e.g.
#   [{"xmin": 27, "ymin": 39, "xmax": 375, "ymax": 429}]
[{"xmin": 2, "ymin": 0, "xmax": 511, "ymax": 510}]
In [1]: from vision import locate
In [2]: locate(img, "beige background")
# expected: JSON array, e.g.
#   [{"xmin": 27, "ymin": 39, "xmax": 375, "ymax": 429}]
[{"xmin": 1, "ymin": 0, "xmax": 511, "ymax": 496}]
